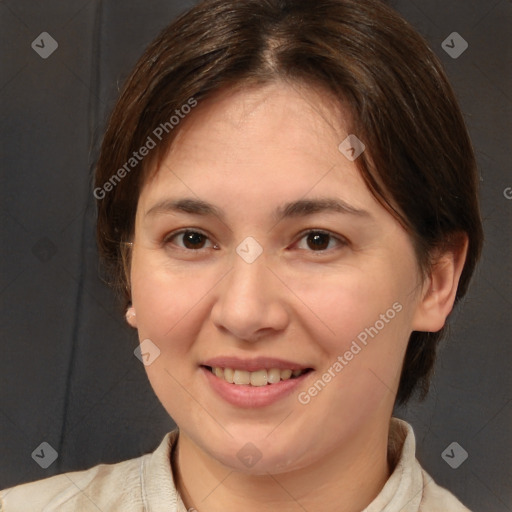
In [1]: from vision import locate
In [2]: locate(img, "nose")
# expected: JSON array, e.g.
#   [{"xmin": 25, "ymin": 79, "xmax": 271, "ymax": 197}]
[{"xmin": 210, "ymin": 252, "xmax": 289, "ymax": 342}]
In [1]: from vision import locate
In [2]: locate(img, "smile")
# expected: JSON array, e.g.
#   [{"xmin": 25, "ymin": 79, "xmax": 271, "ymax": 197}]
[{"xmin": 206, "ymin": 366, "xmax": 310, "ymax": 386}]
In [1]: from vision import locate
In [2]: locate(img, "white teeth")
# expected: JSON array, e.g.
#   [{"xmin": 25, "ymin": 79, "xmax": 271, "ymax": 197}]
[
  {"xmin": 233, "ymin": 370, "xmax": 250, "ymax": 385},
  {"xmin": 210, "ymin": 367, "xmax": 306, "ymax": 385},
  {"xmin": 267, "ymin": 368, "xmax": 281, "ymax": 384},
  {"xmin": 223, "ymin": 367, "xmax": 234, "ymax": 383},
  {"xmin": 250, "ymin": 369, "xmax": 267, "ymax": 387},
  {"xmin": 281, "ymin": 369, "xmax": 292, "ymax": 380}
]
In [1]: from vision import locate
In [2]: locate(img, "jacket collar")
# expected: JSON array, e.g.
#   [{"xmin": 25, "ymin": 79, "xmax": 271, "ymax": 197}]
[{"xmin": 141, "ymin": 418, "xmax": 426, "ymax": 512}]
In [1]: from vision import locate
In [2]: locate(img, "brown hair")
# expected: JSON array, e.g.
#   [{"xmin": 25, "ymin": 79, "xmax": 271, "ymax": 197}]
[{"xmin": 95, "ymin": 0, "xmax": 483, "ymax": 404}]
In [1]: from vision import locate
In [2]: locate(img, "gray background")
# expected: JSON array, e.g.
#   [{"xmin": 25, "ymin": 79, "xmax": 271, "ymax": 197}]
[{"xmin": 0, "ymin": 1, "xmax": 510, "ymax": 510}]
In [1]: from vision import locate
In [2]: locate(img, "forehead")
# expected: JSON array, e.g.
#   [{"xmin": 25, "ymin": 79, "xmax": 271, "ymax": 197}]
[
  {"xmin": 139, "ymin": 81, "xmax": 376, "ymax": 215},
  {"xmin": 171, "ymin": 81, "xmax": 347, "ymax": 158}
]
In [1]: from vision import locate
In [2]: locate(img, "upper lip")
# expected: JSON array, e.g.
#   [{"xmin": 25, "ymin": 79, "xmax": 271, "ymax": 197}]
[{"xmin": 201, "ymin": 356, "xmax": 313, "ymax": 372}]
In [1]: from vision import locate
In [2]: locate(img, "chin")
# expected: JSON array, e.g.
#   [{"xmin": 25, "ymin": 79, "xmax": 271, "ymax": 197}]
[{"xmin": 199, "ymin": 432, "xmax": 311, "ymax": 475}]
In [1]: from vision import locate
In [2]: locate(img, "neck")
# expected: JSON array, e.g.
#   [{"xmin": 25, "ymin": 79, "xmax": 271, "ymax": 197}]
[{"xmin": 172, "ymin": 419, "xmax": 393, "ymax": 512}]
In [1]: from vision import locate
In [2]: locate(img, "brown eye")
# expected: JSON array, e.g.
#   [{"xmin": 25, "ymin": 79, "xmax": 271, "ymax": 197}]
[
  {"xmin": 182, "ymin": 231, "xmax": 207, "ymax": 249},
  {"xmin": 165, "ymin": 230, "xmax": 214, "ymax": 250},
  {"xmin": 306, "ymin": 232, "xmax": 331, "ymax": 250},
  {"xmin": 294, "ymin": 230, "xmax": 347, "ymax": 252}
]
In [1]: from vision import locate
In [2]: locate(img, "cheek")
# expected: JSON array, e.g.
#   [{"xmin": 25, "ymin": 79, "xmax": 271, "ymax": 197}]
[
  {"xmin": 129, "ymin": 250, "xmax": 214, "ymax": 354},
  {"xmin": 129, "ymin": 250, "xmax": 218, "ymax": 420},
  {"xmin": 290, "ymin": 263, "xmax": 415, "ymax": 403},
  {"xmin": 289, "ymin": 263, "xmax": 409, "ymax": 349}
]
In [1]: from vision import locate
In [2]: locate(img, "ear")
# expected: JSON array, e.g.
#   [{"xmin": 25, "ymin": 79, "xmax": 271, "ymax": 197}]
[
  {"xmin": 412, "ymin": 234, "xmax": 469, "ymax": 333},
  {"xmin": 125, "ymin": 306, "xmax": 138, "ymax": 328}
]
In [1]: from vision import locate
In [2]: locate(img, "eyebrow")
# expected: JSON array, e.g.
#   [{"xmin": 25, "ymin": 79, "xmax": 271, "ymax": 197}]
[{"xmin": 145, "ymin": 197, "xmax": 371, "ymax": 221}]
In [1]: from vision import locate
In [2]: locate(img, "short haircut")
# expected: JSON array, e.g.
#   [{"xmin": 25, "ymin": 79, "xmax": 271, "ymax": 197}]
[{"xmin": 95, "ymin": 0, "xmax": 483, "ymax": 404}]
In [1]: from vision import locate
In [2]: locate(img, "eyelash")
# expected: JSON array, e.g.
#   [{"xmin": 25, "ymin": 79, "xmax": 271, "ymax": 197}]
[{"xmin": 163, "ymin": 229, "xmax": 348, "ymax": 253}]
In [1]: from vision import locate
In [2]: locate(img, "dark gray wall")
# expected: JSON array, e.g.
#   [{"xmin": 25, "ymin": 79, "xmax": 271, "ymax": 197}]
[{"xmin": 1, "ymin": 1, "xmax": 510, "ymax": 510}]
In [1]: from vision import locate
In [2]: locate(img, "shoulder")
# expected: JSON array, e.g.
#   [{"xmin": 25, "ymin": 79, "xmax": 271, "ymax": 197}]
[
  {"xmin": 377, "ymin": 418, "xmax": 472, "ymax": 512},
  {"xmin": 0, "ymin": 431, "xmax": 178, "ymax": 512},
  {"xmin": 0, "ymin": 455, "xmax": 145, "ymax": 512},
  {"xmin": 420, "ymin": 468, "xmax": 472, "ymax": 512}
]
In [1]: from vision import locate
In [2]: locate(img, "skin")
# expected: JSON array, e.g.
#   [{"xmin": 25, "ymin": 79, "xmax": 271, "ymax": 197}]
[{"xmin": 127, "ymin": 81, "xmax": 467, "ymax": 512}]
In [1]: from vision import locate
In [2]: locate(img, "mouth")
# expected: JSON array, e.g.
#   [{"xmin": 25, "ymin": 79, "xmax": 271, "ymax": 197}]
[{"xmin": 202, "ymin": 366, "xmax": 313, "ymax": 386}]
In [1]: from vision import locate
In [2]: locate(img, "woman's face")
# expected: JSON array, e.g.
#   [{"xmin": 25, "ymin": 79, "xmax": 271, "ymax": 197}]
[{"xmin": 130, "ymin": 82, "xmax": 426, "ymax": 473}]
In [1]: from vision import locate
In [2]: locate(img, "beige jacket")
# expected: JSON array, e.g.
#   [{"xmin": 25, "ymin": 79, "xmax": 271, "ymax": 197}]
[{"xmin": 0, "ymin": 419, "xmax": 470, "ymax": 511}]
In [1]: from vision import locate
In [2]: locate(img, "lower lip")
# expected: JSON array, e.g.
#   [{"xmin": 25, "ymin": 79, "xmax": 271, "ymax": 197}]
[{"xmin": 201, "ymin": 366, "xmax": 312, "ymax": 408}]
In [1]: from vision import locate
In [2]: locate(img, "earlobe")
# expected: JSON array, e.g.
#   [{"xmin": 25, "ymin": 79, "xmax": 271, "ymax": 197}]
[
  {"xmin": 125, "ymin": 306, "xmax": 137, "ymax": 328},
  {"xmin": 412, "ymin": 235, "xmax": 469, "ymax": 333}
]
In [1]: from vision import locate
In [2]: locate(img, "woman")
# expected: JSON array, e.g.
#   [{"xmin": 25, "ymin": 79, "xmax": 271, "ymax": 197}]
[{"xmin": 0, "ymin": 0, "xmax": 483, "ymax": 510}]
